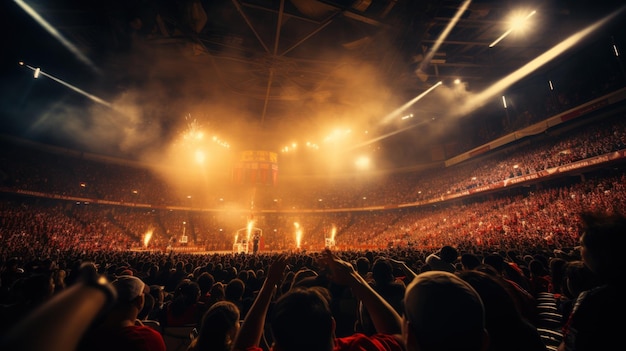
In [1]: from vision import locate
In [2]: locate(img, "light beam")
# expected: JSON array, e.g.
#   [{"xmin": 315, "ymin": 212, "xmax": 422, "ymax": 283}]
[
  {"xmin": 14, "ymin": 0, "xmax": 100, "ymax": 73},
  {"xmin": 418, "ymin": 0, "xmax": 471, "ymax": 72},
  {"xmin": 381, "ymin": 81, "xmax": 443, "ymax": 125},
  {"xmin": 19, "ymin": 62, "xmax": 111, "ymax": 107},
  {"xmin": 460, "ymin": 6, "xmax": 626, "ymax": 117}
]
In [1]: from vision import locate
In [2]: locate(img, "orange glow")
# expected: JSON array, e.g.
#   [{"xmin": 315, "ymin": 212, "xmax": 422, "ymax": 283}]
[{"xmin": 143, "ymin": 229, "xmax": 153, "ymax": 247}]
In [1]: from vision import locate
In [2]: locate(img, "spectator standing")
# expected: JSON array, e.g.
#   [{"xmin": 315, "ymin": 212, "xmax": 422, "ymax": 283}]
[
  {"xmin": 356, "ymin": 258, "xmax": 406, "ymax": 335},
  {"xmin": 232, "ymin": 251, "xmax": 404, "ymax": 351}
]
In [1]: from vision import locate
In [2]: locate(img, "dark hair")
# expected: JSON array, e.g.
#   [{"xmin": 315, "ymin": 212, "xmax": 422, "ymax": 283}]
[
  {"xmin": 457, "ymin": 270, "xmax": 545, "ymax": 351},
  {"xmin": 461, "ymin": 253, "xmax": 481, "ymax": 270},
  {"xmin": 564, "ymin": 261, "xmax": 602, "ymax": 298},
  {"xmin": 189, "ymin": 301, "xmax": 240, "ymax": 351},
  {"xmin": 270, "ymin": 287, "xmax": 334, "ymax": 351},
  {"xmin": 196, "ymin": 272, "xmax": 215, "ymax": 293},
  {"xmin": 579, "ymin": 211, "xmax": 626, "ymax": 282},
  {"xmin": 483, "ymin": 253, "xmax": 505, "ymax": 273},
  {"xmin": 210, "ymin": 282, "xmax": 225, "ymax": 300},
  {"xmin": 356, "ymin": 257, "xmax": 370, "ymax": 274},
  {"xmin": 170, "ymin": 280, "xmax": 200, "ymax": 316},
  {"xmin": 225, "ymin": 278, "xmax": 245, "ymax": 301},
  {"xmin": 440, "ymin": 245, "xmax": 459, "ymax": 263},
  {"xmin": 372, "ymin": 258, "xmax": 394, "ymax": 284}
]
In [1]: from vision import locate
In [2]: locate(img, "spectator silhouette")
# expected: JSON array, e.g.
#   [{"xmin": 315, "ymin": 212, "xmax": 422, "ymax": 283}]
[
  {"xmin": 403, "ymin": 270, "xmax": 489, "ymax": 351},
  {"xmin": 461, "ymin": 253, "xmax": 482, "ymax": 271},
  {"xmin": 196, "ymin": 272, "xmax": 215, "ymax": 305},
  {"xmin": 160, "ymin": 279, "xmax": 205, "ymax": 327},
  {"xmin": 0, "ymin": 272, "xmax": 55, "ymax": 337},
  {"xmin": 559, "ymin": 211, "xmax": 626, "ymax": 351},
  {"xmin": 425, "ymin": 245, "xmax": 458, "ymax": 273},
  {"xmin": 482, "ymin": 254, "xmax": 537, "ymax": 324},
  {"xmin": 225, "ymin": 278, "xmax": 246, "ymax": 316},
  {"xmin": 188, "ymin": 300, "xmax": 240, "ymax": 351},
  {"xmin": 356, "ymin": 257, "xmax": 406, "ymax": 335},
  {"xmin": 457, "ymin": 269, "xmax": 546, "ymax": 351},
  {"xmin": 232, "ymin": 251, "xmax": 404, "ymax": 351},
  {"xmin": 528, "ymin": 259, "xmax": 553, "ymax": 297},
  {"xmin": 558, "ymin": 260, "xmax": 601, "ymax": 321},
  {"xmin": 78, "ymin": 275, "xmax": 166, "ymax": 351}
]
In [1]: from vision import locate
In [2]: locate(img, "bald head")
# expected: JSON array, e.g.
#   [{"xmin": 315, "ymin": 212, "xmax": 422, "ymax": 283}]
[{"xmin": 404, "ymin": 271, "xmax": 488, "ymax": 351}]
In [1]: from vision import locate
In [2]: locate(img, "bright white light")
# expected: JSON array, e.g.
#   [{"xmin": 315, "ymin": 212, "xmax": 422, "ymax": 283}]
[
  {"xmin": 324, "ymin": 128, "xmax": 352, "ymax": 143},
  {"xmin": 490, "ymin": 10, "xmax": 537, "ymax": 48},
  {"xmin": 143, "ymin": 229, "xmax": 153, "ymax": 247},
  {"xmin": 355, "ymin": 156, "xmax": 370, "ymax": 170},
  {"xmin": 33, "ymin": 67, "xmax": 40, "ymax": 78},
  {"xmin": 294, "ymin": 222, "xmax": 302, "ymax": 249},
  {"xmin": 502, "ymin": 96, "xmax": 508, "ymax": 109},
  {"xmin": 194, "ymin": 150, "xmax": 205, "ymax": 164},
  {"xmin": 510, "ymin": 11, "xmax": 536, "ymax": 30},
  {"xmin": 247, "ymin": 220, "xmax": 255, "ymax": 242}
]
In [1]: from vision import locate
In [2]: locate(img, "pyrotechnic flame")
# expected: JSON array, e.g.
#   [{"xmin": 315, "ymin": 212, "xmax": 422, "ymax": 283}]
[{"xmin": 143, "ymin": 229, "xmax": 153, "ymax": 248}]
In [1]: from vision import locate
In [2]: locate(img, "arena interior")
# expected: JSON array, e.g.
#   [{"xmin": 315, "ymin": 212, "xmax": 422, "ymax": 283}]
[{"xmin": 1, "ymin": 1, "xmax": 626, "ymax": 350}]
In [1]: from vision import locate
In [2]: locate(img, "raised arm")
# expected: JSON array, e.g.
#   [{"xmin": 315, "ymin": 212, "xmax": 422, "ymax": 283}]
[
  {"xmin": 0, "ymin": 262, "xmax": 116, "ymax": 351},
  {"xmin": 388, "ymin": 257, "xmax": 417, "ymax": 282},
  {"xmin": 322, "ymin": 249, "xmax": 402, "ymax": 335},
  {"xmin": 232, "ymin": 254, "xmax": 287, "ymax": 351}
]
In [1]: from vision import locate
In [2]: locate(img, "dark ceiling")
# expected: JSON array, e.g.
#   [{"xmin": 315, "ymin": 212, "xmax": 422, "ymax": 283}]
[{"xmin": 2, "ymin": 0, "xmax": 626, "ymax": 167}]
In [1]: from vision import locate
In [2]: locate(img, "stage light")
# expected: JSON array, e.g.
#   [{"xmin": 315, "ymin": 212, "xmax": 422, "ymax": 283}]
[
  {"xmin": 490, "ymin": 10, "xmax": 536, "ymax": 48},
  {"xmin": 18, "ymin": 62, "xmax": 111, "ymax": 107}
]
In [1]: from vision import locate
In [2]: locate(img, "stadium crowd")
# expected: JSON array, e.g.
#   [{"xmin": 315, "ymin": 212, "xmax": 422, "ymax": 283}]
[
  {"xmin": 1, "ymin": 117, "xmax": 626, "ymax": 350},
  {"xmin": 1, "ymin": 52, "xmax": 625, "ymax": 350}
]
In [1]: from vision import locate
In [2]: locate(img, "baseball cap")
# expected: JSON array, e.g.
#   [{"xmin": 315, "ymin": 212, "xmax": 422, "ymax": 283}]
[{"xmin": 112, "ymin": 275, "xmax": 149, "ymax": 302}]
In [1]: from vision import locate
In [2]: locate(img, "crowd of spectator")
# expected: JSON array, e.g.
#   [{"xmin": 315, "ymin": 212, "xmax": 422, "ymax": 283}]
[
  {"xmin": 2, "ymin": 107, "xmax": 626, "ymax": 252},
  {"xmin": 1, "ymin": 207, "xmax": 623, "ymax": 350},
  {"xmin": 1, "ymin": 66, "xmax": 626, "ymax": 350}
]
